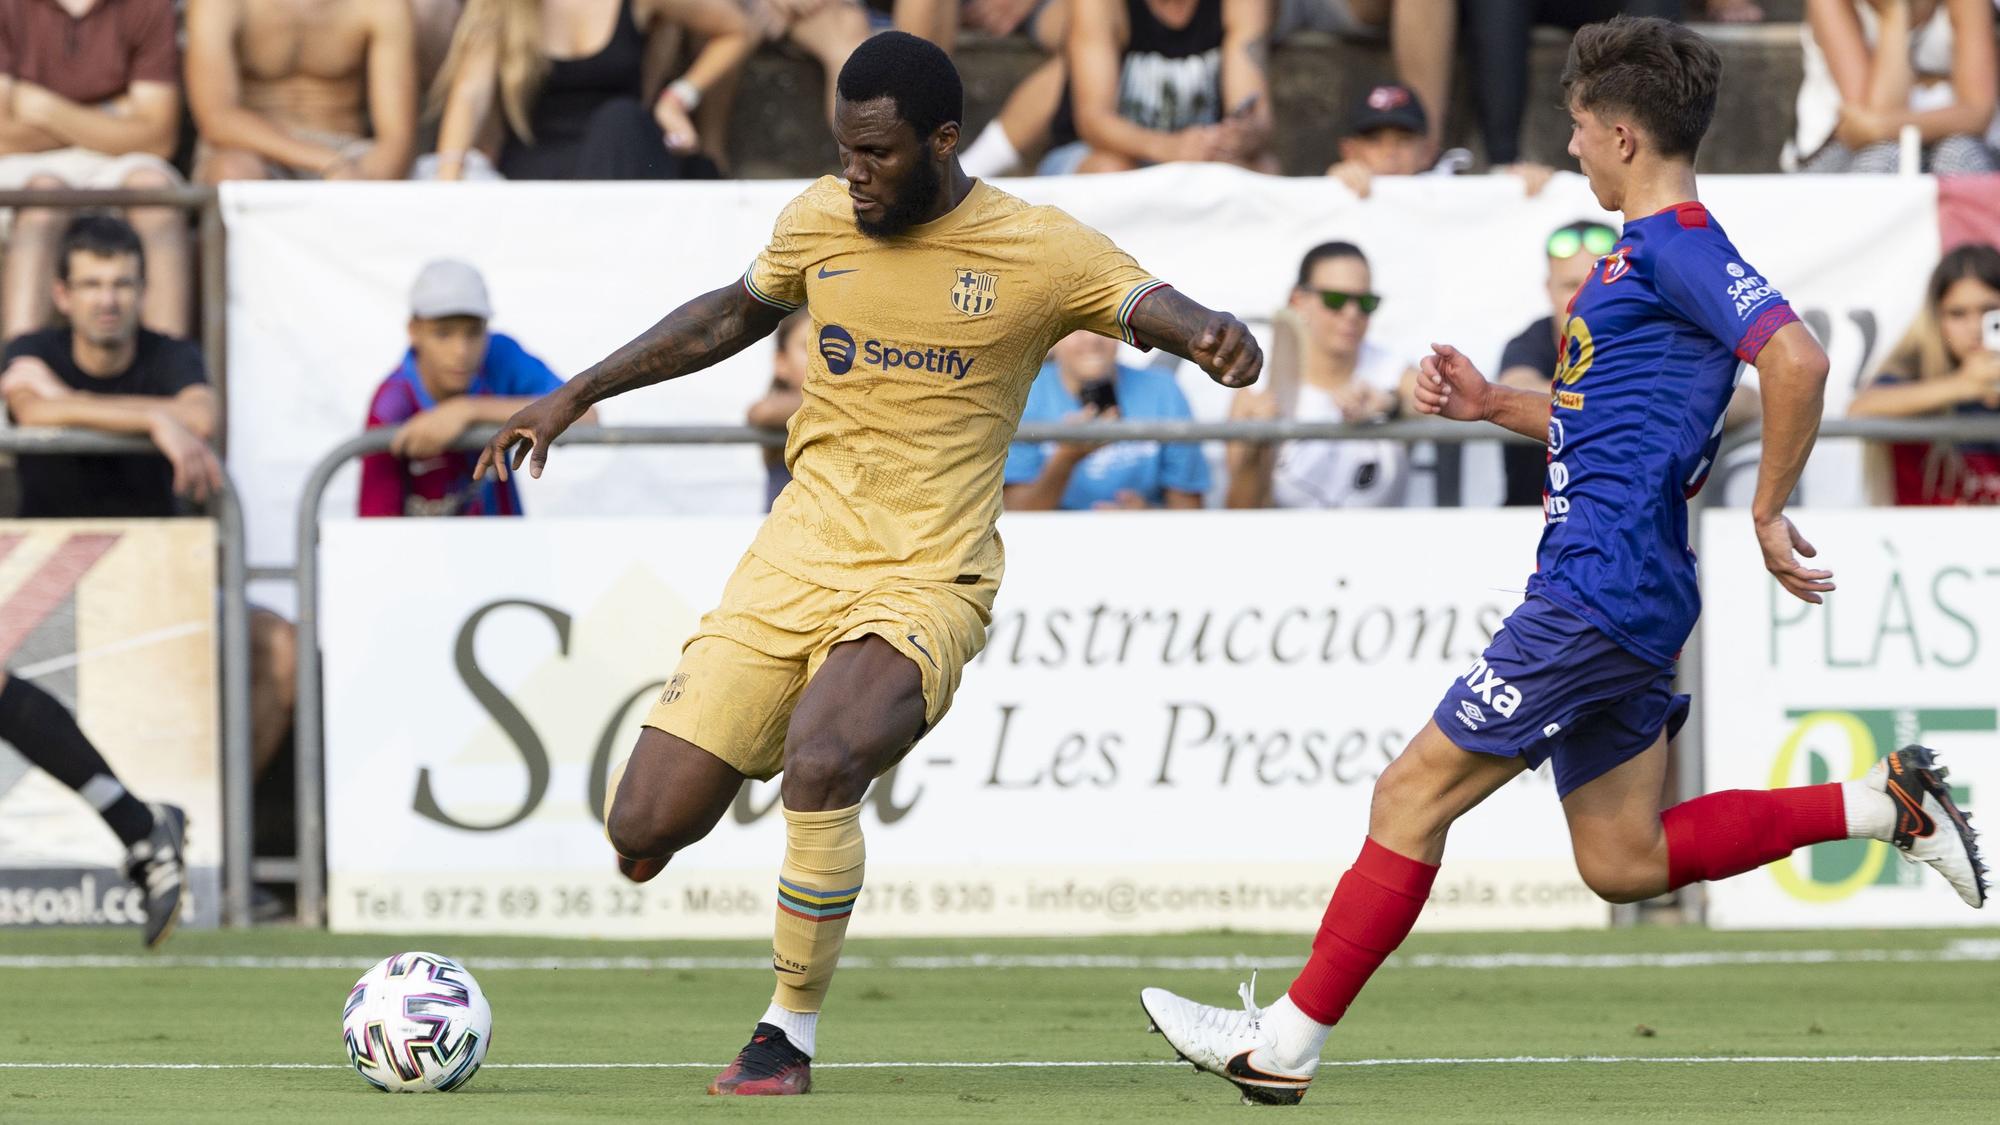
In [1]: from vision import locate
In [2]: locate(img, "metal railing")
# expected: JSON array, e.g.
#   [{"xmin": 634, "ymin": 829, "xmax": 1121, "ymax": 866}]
[
  {"xmin": 0, "ymin": 429, "xmax": 253, "ymax": 927},
  {"xmin": 284, "ymin": 414, "xmax": 2000, "ymax": 926}
]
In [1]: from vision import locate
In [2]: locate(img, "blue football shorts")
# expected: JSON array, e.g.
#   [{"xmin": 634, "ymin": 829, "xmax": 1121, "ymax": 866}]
[{"xmin": 1431, "ymin": 595, "xmax": 1690, "ymax": 798}]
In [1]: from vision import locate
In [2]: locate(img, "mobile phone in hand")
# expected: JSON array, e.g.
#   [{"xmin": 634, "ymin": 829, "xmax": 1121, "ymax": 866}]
[
  {"xmin": 1983, "ymin": 309, "xmax": 2000, "ymax": 353},
  {"xmin": 1079, "ymin": 378, "xmax": 1119, "ymax": 412}
]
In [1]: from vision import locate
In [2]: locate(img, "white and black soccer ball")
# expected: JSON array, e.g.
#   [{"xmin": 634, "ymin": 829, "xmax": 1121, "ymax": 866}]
[{"xmin": 342, "ymin": 951, "xmax": 493, "ymax": 1092}]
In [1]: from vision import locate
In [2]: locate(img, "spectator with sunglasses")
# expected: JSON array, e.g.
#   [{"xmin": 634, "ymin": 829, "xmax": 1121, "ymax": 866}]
[
  {"xmin": 1225, "ymin": 241, "xmax": 1419, "ymax": 509},
  {"xmin": 1494, "ymin": 220, "xmax": 1619, "ymax": 506},
  {"xmin": 1497, "ymin": 219, "xmax": 1760, "ymax": 506}
]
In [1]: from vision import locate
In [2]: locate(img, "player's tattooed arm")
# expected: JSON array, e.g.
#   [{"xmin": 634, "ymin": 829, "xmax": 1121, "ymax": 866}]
[
  {"xmin": 474, "ymin": 283, "xmax": 788, "ymax": 482},
  {"xmin": 1127, "ymin": 288, "xmax": 1262, "ymax": 388}
]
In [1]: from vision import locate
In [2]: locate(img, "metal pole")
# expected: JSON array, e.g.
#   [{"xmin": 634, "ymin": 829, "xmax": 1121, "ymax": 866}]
[
  {"xmin": 199, "ymin": 197, "xmax": 229, "ymax": 456},
  {"xmin": 214, "ymin": 483, "xmax": 254, "ymax": 928}
]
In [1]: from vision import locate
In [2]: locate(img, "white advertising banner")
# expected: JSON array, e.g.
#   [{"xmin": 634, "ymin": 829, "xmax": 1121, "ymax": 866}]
[
  {"xmin": 1701, "ymin": 508, "xmax": 2000, "ymax": 929},
  {"xmin": 228, "ymin": 172, "xmax": 1936, "ymax": 613},
  {"xmin": 0, "ymin": 521, "xmax": 221, "ymax": 929},
  {"xmin": 322, "ymin": 510, "xmax": 1609, "ymax": 937}
]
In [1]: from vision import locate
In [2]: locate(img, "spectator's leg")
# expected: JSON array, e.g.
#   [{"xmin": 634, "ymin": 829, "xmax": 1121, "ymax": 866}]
[
  {"xmin": 963, "ymin": 56, "xmax": 1069, "ymax": 176},
  {"xmin": 250, "ymin": 610, "xmax": 297, "ymax": 780},
  {"xmin": 1463, "ymin": 0, "xmax": 1535, "ymax": 166},
  {"xmin": 0, "ymin": 671, "xmax": 157, "ymax": 847},
  {"xmin": 894, "ymin": 0, "xmax": 958, "ymax": 52},
  {"xmin": 1, "ymin": 174, "xmax": 70, "ymax": 340},
  {"xmin": 1847, "ymin": 140, "xmax": 1901, "ymax": 174},
  {"xmin": 120, "ymin": 166, "xmax": 192, "ymax": 340},
  {"xmin": 1392, "ymin": 0, "xmax": 1457, "ymax": 160},
  {"xmin": 1029, "ymin": 0, "xmax": 1070, "ymax": 52},
  {"xmin": 791, "ymin": 0, "xmax": 873, "ymax": 120},
  {"xmin": 1798, "ymin": 141, "xmax": 1855, "ymax": 172},
  {"xmin": 195, "ymin": 147, "xmax": 272, "ymax": 185},
  {"xmin": 1075, "ymin": 148, "xmax": 1141, "ymax": 173},
  {"xmin": 1924, "ymin": 135, "xmax": 1999, "ymax": 175}
]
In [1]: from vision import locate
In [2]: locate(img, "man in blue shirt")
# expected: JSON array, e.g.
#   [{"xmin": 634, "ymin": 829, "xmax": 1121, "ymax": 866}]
[
  {"xmin": 360, "ymin": 260, "xmax": 591, "ymax": 516},
  {"xmin": 1142, "ymin": 17, "xmax": 1985, "ymax": 1108},
  {"xmin": 1002, "ymin": 330, "xmax": 1209, "ymax": 510}
]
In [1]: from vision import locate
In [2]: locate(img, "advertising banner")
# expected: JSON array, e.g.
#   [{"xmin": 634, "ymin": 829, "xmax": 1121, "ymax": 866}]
[
  {"xmin": 1700, "ymin": 509, "xmax": 2000, "ymax": 929},
  {"xmin": 322, "ymin": 510, "xmax": 1610, "ymax": 937},
  {"xmin": 0, "ymin": 521, "xmax": 220, "ymax": 929}
]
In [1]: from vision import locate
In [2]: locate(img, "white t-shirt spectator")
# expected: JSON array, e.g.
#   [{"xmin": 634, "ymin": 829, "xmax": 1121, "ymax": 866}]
[{"xmin": 1270, "ymin": 340, "xmax": 1410, "ymax": 508}]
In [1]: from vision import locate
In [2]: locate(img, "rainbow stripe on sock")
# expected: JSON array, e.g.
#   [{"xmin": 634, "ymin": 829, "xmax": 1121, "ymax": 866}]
[{"xmin": 776, "ymin": 877, "xmax": 861, "ymax": 922}]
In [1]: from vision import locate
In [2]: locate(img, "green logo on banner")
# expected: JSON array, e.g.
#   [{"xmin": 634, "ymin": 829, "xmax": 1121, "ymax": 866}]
[{"xmin": 1769, "ymin": 708, "xmax": 1988, "ymax": 902}]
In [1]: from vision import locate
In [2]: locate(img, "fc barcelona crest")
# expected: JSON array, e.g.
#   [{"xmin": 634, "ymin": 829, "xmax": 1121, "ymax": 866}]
[
  {"xmin": 659, "ymin": 673, "xmax": 688, "ymax": 705},
  {"xmin": 951, "ymin": 269, "xmax": 998, "ymax": 317}
]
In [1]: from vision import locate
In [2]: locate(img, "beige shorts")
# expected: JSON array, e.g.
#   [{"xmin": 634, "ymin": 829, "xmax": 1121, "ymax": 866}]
[
  {"xmin": 194, "ymin": 127, "xmax": 371, "ymax": 181},
  {"xmin": 643, "ymin": 551, "xmax": 997, "ymax": 781},
  {"xmin": 0, "ymin": 148, "xmax": 185, "ymax": 239}
]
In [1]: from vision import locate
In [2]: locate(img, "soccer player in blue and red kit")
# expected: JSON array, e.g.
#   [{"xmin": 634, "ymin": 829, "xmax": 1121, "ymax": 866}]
[{"xmin": 1142, "ymin": 16, "xmax": 1987, "ymax": 1106}]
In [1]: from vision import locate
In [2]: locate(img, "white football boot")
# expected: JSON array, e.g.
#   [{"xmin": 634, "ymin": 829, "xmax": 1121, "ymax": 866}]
[
  {"xmin": 1867, "ymin": 745, "xmax": 1987, "ymax": 908},
  {"xmin": 1140, "ymin": 977, "xmax": 1316, "ymax": 1106}
]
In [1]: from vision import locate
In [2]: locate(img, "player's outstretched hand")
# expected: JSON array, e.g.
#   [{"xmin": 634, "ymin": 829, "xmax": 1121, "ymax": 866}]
[
  {"xmin": 1414, "ymin": 343, "xmax": 1492, "ymax": 423},
  {"xmin": 1755, "ymin": 514, "xmax": 1836, "ymax": 605},
  {"xmin": 1190, "ymin": 313, "xmax": 1262, "ymax": 389},
  {"xmin": 475, "ymin": 387, "xmax": 586, "ymax": 483}
]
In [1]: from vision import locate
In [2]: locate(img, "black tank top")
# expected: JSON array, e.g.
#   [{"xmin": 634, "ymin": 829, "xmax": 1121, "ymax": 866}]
[
  {"xmin": 1050, "ymin": 0, "xmax": 1224, "ymax": 148},
  {"xmin": 1116, "ymin": 0, "xmax": 1224, "ymax": 132},
  {"xmin": 506, "ymin": 0, "xmax": 647, "ymax": 155}
]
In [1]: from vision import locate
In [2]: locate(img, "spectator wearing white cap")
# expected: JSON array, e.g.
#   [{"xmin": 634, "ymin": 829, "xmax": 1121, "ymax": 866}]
[{"xmin": 359, "ymin": 259, "xmax": 594, "ymax": 517}]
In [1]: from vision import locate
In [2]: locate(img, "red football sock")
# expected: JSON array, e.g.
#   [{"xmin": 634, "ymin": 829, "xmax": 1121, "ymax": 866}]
[
  {"xmin": 1286, "ymin": 838, "xmax": 1438, "ymax": 1026},
  {"xmin": 1662, "ymin": 784, "xmax": 1847, "ymax": 889}
]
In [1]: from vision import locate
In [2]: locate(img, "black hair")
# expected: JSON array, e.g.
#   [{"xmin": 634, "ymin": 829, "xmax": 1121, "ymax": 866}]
[
  {"xmin": 57, "ymin": 212, "xmax": 145, "ymax": 282},
  {"xmin": 1295, "ymin": 241, "xmax": 1367, "ymax": 290},
  {"xmin": 1561, "ymin": 16, "xmax": 1722, "ymax": 160},
  {"xmin": 835, "ymin": 31, "xmax": 963, "ymax": 138}
]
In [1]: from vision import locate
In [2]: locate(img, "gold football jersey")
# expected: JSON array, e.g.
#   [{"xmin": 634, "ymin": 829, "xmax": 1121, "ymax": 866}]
[{"xmin": 740, "ymin": 176, "xmax": 1164, "ymax": 590}]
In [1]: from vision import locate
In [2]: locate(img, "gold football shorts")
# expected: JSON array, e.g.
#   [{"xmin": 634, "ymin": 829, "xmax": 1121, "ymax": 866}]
[{"xmin": 642, "ymin": 551, "xmax": 996, "ymax": 780}]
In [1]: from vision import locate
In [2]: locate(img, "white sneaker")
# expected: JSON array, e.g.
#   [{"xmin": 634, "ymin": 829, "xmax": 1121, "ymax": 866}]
[
  {"xmin": 1140, "ymin": 977, "xmax": 1316, "ymax": 1105},
  {"xmin": 1868, "ymin": 745, "xmax": 1987, "ymax": 908}
]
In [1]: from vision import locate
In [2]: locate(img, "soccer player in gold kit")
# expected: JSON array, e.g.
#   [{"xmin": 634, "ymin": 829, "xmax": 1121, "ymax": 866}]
[{"xmin": 473, "ymin": 32, "xmax": 1262, "ymax": 1097}]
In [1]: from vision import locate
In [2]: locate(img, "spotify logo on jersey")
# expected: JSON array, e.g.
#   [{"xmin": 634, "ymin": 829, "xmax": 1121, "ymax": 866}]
[{"xmin": 819, "ymin": 324, "xmax": 856, "ymax": 375}]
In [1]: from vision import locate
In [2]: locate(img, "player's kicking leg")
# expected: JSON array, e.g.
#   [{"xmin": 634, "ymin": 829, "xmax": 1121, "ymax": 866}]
[
  {"xmin": 708, "ymin": 635, "xmax": 926, "ymax": 1097},
  {"xmin": 1141, "ymin": 721, "xmax": 1523, "ymax": 1105}
]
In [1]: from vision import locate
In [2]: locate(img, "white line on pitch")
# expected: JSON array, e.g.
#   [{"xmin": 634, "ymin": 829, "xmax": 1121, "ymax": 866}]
[
  {"xmin": 4, "ymin": 941, "xmax": 1999, "ymax": 973},
  {"xmin": 4, "ymin": 1055, "xmax": 1999, "ymax": 1072}
]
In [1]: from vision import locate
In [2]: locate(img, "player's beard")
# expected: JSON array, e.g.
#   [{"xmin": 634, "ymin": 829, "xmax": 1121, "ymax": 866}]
[{"xmin": 857, "ymin": 159, "xmax": 943, "ymax": 240}]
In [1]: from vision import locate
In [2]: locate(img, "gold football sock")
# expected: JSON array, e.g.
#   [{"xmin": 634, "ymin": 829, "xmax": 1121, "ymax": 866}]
[{"xmin": 770, "ymin": 803, "xmax": 865, "ymax": 1016}]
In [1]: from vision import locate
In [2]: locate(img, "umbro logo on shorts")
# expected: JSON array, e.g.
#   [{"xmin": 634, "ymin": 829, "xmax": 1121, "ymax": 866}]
[{"xmin": 1457, "ymin": 701, "xmax": 1487, "ymax": 730}]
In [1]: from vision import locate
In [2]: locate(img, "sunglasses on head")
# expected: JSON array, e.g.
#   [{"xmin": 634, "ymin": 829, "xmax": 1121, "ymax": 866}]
[
  {"xmin": 1547, "ymin": 226, "xmax": 1618, "ymax": 260},
  {"xmin": 1315, "ymin": 289, "xmax": 1381, "ymax": 315}
]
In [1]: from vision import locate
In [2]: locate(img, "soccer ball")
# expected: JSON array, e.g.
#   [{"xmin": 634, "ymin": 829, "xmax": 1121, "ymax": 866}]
[{"xmin": 341, "ymin": 951, "xmax": 493, "ymax": 1092}]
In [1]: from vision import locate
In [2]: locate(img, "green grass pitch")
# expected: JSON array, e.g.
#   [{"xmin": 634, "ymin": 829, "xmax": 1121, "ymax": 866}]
[{"xmin": 3, "ymin": 926, "xmax": 1998, "ymax": 1121}]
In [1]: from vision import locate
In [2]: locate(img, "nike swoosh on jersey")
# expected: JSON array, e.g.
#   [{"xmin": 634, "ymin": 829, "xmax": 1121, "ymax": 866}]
[
  {"xmin": 817, "ymin": 266, "xmax": 860, "ymax": 279},
  {"xmin": 907, "ymin": 634, "xmax": 937, "ymax": 668}
]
